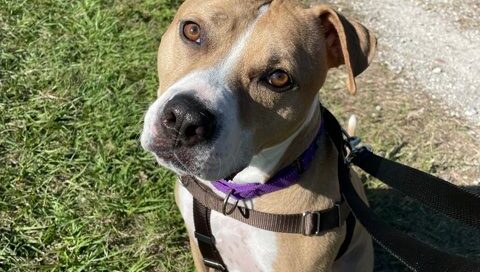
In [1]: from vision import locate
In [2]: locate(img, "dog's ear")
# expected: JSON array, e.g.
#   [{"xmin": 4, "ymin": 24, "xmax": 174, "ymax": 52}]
[{"xmin": 312, "ymin": 5, "xmax": 377, "ymax": 95}]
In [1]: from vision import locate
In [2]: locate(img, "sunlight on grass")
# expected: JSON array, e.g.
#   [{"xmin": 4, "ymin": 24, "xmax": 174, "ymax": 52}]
[{"xmin": 1, "ymin": 0, "xmax": 193, "ymax": 270}]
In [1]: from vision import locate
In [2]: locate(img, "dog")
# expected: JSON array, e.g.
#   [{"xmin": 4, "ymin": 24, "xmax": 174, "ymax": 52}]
[{"xmin": 141, "ymin": 0, "xmax": 376, "ymax": 271}]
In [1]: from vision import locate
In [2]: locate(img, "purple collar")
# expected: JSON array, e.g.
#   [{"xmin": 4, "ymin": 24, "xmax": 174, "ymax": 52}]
[{"xmin": 212, "ymin": 121, "xmax": 324, "ymax": 200}]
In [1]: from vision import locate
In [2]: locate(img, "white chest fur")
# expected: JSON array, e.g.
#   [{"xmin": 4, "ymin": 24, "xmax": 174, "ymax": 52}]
[{"xmin": 177, "ymin": 181, "xmax": 278, "ymax": 272}]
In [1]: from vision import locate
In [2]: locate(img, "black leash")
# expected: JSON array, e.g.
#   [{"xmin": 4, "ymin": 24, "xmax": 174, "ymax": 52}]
[
  {"xmin": 322, "ymin": 107, "xmax": 480, "ymax": 272},
  {"xmin": 351, "ymin": 150, "xmax": 480, "ymax": 229}
]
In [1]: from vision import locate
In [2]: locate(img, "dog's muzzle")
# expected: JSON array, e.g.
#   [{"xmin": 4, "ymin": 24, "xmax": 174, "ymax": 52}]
[
  {"xmin": 160, "ymin": 94, "xmax": 217, "ymax": 147},
  {"xmin": 141, "ymin": 93, "xmax": 220, "ymax": 175}
]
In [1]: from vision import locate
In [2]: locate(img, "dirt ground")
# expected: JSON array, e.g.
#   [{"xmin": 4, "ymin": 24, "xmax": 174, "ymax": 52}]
[
  {"xmin": 311, "ymin": 0, "xmax": 480, "ymax": 186},
  {"xmin": 321, "ymin": 0, "xmax": 480, "ymax": 126}
]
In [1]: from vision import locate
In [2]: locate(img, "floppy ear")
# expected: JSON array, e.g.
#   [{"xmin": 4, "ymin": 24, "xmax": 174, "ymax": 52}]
[{"xmin": 312, "ymin": 5, "xmax": 377, "ymax": 95}]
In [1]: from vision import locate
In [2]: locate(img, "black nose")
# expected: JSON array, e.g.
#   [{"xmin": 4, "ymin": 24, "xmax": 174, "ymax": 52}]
[{"xmin": 161, "ymin": 94, "xmax": 216, "ymax": 146}]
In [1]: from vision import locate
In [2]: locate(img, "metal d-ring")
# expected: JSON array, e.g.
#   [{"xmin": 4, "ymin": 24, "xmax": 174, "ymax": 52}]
[{"xmin": 222, "ymin": 190, "xmax": 239, "ymax": 215}]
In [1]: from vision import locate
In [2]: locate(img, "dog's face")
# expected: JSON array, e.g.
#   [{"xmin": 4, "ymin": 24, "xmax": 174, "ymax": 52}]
[{"xmin": 141, "ymin": 0, "xmax": 376, "ymax": 181}]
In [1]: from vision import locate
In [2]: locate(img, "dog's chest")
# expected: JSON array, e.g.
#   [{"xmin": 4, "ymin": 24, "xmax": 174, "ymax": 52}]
[{"xmin": 176, "ymin": 182, "xmax": 278, "ymax": 272}]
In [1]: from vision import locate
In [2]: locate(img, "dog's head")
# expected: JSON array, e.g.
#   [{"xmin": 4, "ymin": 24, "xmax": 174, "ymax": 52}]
[{"xmin": 141, "ymin": 0, "xmax": 376, "ymax": 181}]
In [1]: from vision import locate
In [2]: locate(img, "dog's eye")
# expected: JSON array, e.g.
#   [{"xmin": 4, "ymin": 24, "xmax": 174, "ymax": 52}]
[
  {"xmin": 267, "ymin": 70, "xmax": 292, "ymax": 89},
  {"xmin": 182, "ymin": 22, "xmax": 202, "ymax": 44}
]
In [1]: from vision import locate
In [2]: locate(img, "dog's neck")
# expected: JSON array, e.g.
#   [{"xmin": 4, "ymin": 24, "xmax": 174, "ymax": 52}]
[
  {"xmin": 197, "ymin": 100, "xmax": 341, "ymax": 211},
  {"xmin": 253, "ymin": 108, "xmax": 342, "ymax": 214},
  {"xmin": 233, "ymin": 97, "xmax": 322, "ymax": 184}
]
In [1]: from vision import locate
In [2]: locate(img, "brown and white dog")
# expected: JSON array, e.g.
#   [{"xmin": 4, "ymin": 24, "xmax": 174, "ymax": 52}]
[{"xmin": 141, "ymin": 0, "xmax": 376, "ymax": 271}]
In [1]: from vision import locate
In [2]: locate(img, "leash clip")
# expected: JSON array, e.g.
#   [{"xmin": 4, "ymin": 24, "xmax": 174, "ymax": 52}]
[{"xmin": 342, "ymin": 130, "xmax": 372, "ymax": 164}]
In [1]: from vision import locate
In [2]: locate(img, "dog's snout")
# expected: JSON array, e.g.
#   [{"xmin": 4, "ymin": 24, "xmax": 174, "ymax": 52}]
[{"xmin": 161, "ymin": 95, "xmax": 216, "ymax": 146}]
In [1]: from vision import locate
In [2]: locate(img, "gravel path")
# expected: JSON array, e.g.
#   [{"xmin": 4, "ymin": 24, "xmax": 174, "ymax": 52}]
[{"xmin": 326, "ymin": 0, "xmax": 480, "ymax": 125}]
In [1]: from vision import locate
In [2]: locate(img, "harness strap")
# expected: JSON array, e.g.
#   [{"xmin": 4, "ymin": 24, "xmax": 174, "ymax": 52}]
[
  {"xmin": 335, "ymin": 213, "xmax": 356, "ymax": 261},
  {"xmin": 183, "ymin": 176, "xmax": 350, "ymax": 236},
  {"xmin": 322, "ymin": 107, "xmax": 480, "ymax": 272},
  {"xmin": 193, "ymin": 199, "xmax": 228, "ymax": 271}
]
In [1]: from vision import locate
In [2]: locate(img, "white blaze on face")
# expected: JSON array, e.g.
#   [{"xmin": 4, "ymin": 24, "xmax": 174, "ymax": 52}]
[
  {"xmin": 217, "ymin": 2, "xmax": 271, "ymax": 80},
  {"xmin": 258, "ymin": 3, "xmax": 270, "ymax": 16}
]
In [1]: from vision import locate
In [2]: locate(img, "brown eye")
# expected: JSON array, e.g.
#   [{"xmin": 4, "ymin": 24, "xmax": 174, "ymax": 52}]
[
  {"xmin": 183, "ymin": 22, "xmax": 201, "ymax": 43},
  {"xmin": 268, "ymin": 70, "xmax": 291, "ymax": 88}
]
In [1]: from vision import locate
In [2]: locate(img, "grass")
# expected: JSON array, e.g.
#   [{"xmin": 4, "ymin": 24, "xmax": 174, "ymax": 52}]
[
  {"xmin": 1, "ymin": 0, "xmax": 192, "ymax": 271},
  {"xmin": 1, "ymin": 0, "xmax": 479, "ymax": 271}
]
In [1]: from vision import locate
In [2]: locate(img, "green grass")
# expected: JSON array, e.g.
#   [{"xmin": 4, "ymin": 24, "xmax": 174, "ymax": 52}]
[
  {"xmin": 1, "ymin": 0, "xmax": 193, "ymax": 271},
  {"xmin": 1, "ymin": 1, "xmax": 479, "ymax": 271}
]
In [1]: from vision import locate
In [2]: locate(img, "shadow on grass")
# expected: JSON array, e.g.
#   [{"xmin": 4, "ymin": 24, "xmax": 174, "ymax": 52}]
[{"xmin": 366, "ymin": 186, "xmax": 480, "ymax": 272}]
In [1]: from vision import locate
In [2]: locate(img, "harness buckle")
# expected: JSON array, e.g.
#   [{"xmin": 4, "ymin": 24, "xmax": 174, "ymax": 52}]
[
  {"xmin": 302, "ymin": 211, "xmax": 322, "ymax": 236},
  {"xmin": 203, "ymin": 259, "xmax": 227, "ymax": 271},
  {"xmin": 335, "ymin": 203, "xmax": 344, "ymax": 227},
  {"xmin": 195, "ymin": 232, "xmax": 215, "ymax": 245}
]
